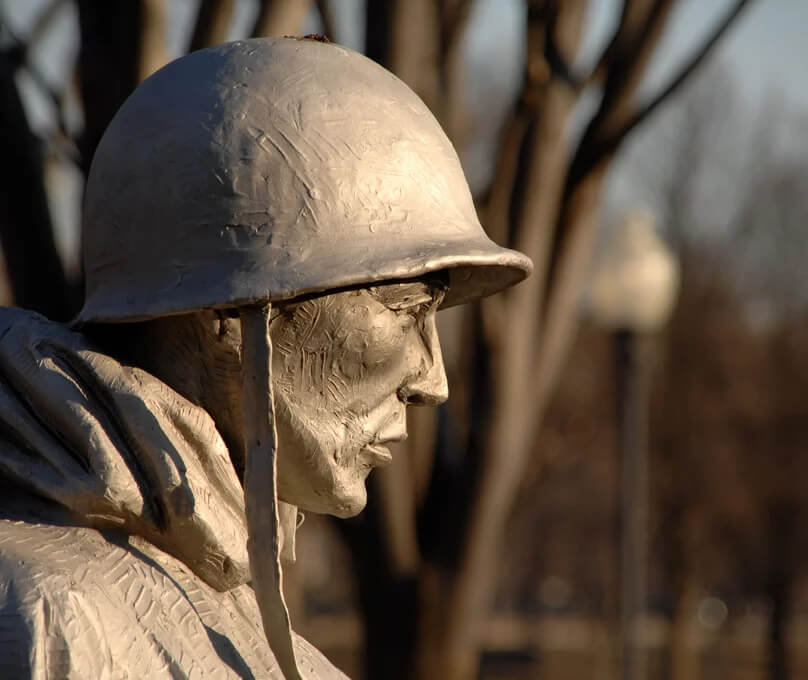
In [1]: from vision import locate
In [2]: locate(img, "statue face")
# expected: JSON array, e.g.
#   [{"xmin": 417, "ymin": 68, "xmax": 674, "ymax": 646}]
[
  {"xmin": 126, "ymin": 278, "xmax": 449, "ymax": 519},
  {"xmin": 270, "ymin": 279, "xmax": 448, "ymax": 517}
]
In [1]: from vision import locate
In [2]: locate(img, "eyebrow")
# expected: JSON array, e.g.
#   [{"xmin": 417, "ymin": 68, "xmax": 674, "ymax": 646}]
[{"xmin": 369, "ymin": 280, "xmax": 445, "ymax": 310}]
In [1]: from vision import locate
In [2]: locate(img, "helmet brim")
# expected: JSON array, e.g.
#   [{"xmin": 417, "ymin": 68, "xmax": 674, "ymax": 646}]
[{"xmin": 75, "ymin": 233, "xmax": 532, "ymax": 324}]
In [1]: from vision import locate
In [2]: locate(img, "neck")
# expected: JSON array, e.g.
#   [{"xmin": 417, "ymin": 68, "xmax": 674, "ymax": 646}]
[{"xmin": 84, "ymin": 312, "xmax": 247, "ymax": 480}]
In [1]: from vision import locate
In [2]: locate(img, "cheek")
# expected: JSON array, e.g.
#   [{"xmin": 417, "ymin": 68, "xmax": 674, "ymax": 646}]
[
  {"xmin": 272, "ymin": 300, "xmax": 422, "ymax": 411},
  {"xmin": 335, "ymin": 314, "xmax": 411, "ymax": 385}
]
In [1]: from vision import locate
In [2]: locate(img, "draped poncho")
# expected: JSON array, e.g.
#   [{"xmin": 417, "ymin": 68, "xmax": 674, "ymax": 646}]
[{"xmin": 0, "ymin": 308, "xmax": 346, "ymax": 679}]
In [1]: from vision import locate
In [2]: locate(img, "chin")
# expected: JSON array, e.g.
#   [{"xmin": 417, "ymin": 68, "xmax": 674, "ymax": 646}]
[
  {"xmin": 329, "ymin": 496, "xmax": 366, "ymax": 519},
  {"xmin": 275, "ymin": 427, "xmax": 373, "ymax": 516},
  {"xmin": 287, "ymin": 475, "xmax": 368, "ymax": 518},
  {"xmin": 320, "ymin": 481, "xmax": 368, "ymax": 518},
  {"xmin": 328, "ymin": 464, "xmax": 372, "ymax": 517}
]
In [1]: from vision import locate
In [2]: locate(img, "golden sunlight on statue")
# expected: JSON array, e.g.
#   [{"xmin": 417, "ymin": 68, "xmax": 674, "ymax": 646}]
[{"xmin": 0, "ymin": 37, "xmax": 531, "ymax": 679}]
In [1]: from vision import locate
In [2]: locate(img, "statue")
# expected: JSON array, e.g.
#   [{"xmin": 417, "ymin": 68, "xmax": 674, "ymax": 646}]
[{"xmin": 0, "ymin": 37, "xmax": 531, "ymax": 678}]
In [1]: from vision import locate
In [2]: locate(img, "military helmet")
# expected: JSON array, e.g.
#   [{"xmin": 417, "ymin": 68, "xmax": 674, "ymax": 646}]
[{"xmin": 77, "ymin": 37, "xmax": 532, "ymax": 324}]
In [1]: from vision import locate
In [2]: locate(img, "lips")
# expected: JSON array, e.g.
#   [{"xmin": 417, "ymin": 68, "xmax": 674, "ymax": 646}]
[{"xmin": 364, "ymin": 444, "xmax": 393, "ymax": 466}]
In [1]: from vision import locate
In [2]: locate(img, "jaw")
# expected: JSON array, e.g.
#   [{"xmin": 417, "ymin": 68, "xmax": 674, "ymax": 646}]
[
  {"xmin": 278, "ymin": 457, "xmax": 371, "ymax": 518},
  {"xmin": 272, "ymin": 394, "xmax": 373, "ymax": 516}
]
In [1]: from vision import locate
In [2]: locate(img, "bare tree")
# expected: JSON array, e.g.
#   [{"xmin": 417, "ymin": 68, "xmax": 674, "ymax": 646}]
[
  {"xmin": 0, "ymin": 1, "xmax": 78, "ymax": 319},
  {"xmin": 637, "ymin": 77, "xmax": 808, "ymax": 680},
  {"xmin": 351, "ymin": 2, "xmax": 754, "ymax": 678},
  {"xmin": 252, "ymin": 0, "xmax": 314, "ymax": 38},
  {"xmin": 0, "ymin": 2, "xmax": 755, "ymax": 678}
]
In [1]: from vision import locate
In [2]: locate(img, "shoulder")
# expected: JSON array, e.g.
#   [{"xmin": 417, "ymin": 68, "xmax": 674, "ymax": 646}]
[
  {"xmin": 0, "ymin": 519, "xmax": 235, "ymax": 679},
  {"xmin": 0, "ymin": 515, "xmax": 118, "ymax": 577},
  {"xmin": 0, "ymin": 307, "xmax": 87, "ymax": 358},
  {"xmin": 0, "ymin": 520, "xmax": 120, "ymax": 678},
  {"xmin": 0, "ymin": 519, "xmax": 350, "ymax": 679}
]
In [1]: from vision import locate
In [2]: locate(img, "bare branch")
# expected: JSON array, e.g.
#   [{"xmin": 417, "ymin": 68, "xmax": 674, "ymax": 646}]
[
  {"xmin": 583, "ymin": 0, "xmax": 668, "ymax": 91},
  {"xmin": 509, "ymin": 0, "xmax": 587, "ymax": 257},
  {"xmin": 594, "ymin": 0, "xmax": 676, "ymax": 138},
  {"xmin": 251, "ymin": 0, "xmax": 313, "ymax": 38},
  {"xmin": 438, "ymin": 0, "xmax": 473, "ymax": 57},
  {"xmin": 541, "ymin": 1, "xmax": 584, "ymax": 90},
  {"xmin": 0, "ymin": 0, "xmax": 68, "ymax": 50},
  {"xmin": 607, "ymin": 0, "xmax": 755, "ymax": 148},
  {"xmin": 0, "ymin": 53, "xmax": 76, "ymax": 319},
  {"xmin": 583, "ymin": 0, "xmax": 631, "ymax": 86},
  {"xmin": 483, "ymin": 114, "xmax": 532, "ymax": 247},
  {"xmin": 435, "ymin": 0, "xmax": 474, "ymax": 142},
  {"xmin": 537, "ymin": 0, "xmax": 752, "ymax": 417},
  {"xmin": 0, "ymin": 1, "xmax": 69, "ymax": 116},
  {"xmin": 76, "ymin": 1, "xmax": 140, "ymax": 174},
  {"xmin": 189, "ymin": 0, "xmax": 235, "ymax": 52},
  {"xmin": 389, "ymin": 0, "xmax": 440, "ymax": 109},
  {"xmin": 138, "ymin": 0, "xmax": 168, "ymax": 81},
  {"xmin": 364, "ymin": 0, "xmax": 391, "ymax": 65},
  {"xmin": 536, "ymin": 2, "xmax": 676, "ymax": 337},
  {"xmin": 0, "ymin": 44, "xmax": 69, "ymax": 146},
  {"xmin": 562, "ymin": 0, "xmax": 676, "ymax": 203},
  {"xmin": 29, "ymin": 0, "xmax": 69, "ymax": 45},
  {"xmin": 567, "ymin": 0, "xmax": 664, "ymax": 92},
  {"xmin": 314, "ymin": 0, "xmax": 336, "ymax": 42},
  {"xmin": 0, "ymin": 5, "xmax": 78, "ymax": 165},
  {"xmin": 565, "ymin": 0, "xmax": 752, "ymax": 199}
]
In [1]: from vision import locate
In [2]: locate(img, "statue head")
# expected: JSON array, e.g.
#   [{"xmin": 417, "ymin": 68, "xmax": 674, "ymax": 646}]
[
  {"xmin": 78, "ymin": 36, "xmax": 531, "ymax": 517},
  {"xmin": 139, "ymin": 277, "xmax": 451, "ymax": 519},
  {"xmin": 76, "ymin": 37, "xmax": 531, "ymax": 676}
]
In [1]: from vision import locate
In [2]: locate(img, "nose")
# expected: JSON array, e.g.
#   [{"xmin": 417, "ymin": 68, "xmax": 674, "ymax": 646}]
[{"xmin": 399, "ymin": 313, "xmax": 449, "ymax": 406}]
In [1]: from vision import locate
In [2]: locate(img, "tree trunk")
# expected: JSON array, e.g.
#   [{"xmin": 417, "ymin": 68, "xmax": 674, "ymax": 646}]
[
  {"xmin": 427, "ymin": 6, "xmax": 590, "ymax": 676},
  {"xmin": 669, "ymin": 580, "xmax": 700, "ymax": 680},
  {"xmin": 0, "ymin": 51, "xmax": 74, "ymax": 320},
  {"xmin": 345, "ymin": 1, "xmax": 753, "ymax": 677},
  {"xmin": 767, "ymin": 540, "xmax": 790, "ymax": 680},
  {"xmin": 76, "ymin": 0, "xmax": 142, "ymax": 174},
  {"xmin": 189, "ymin": 0, "xmax": 235, "ymax": 52},
  {"xmin": 251, "ymin": 0, "xmax": 313, "ymax": 38}
]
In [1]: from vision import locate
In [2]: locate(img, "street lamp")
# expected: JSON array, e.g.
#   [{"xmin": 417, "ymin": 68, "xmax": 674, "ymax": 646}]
[{"xmin": 588, "ymin": 209, "xmax": 680, "ymax": 680}]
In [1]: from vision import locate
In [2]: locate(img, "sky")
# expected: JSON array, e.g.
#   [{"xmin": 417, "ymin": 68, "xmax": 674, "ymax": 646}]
[
  {"xmin": 460, "ymin": 0, "xmax": 808, "ymax": 110},
  {"xmin": 648, "ymin": 0, "xmax": 808, "ymax": 109},
  {"xmin": 427, "ymin": 0, "xmax": 808, "ymax": 199},
  {"xmin": 6, "ymin": 0, "xmax": 808, "ymax": 127},
  {"xmin": 1, "ymin": 0, "xmax": 806, "ymax": 268}
]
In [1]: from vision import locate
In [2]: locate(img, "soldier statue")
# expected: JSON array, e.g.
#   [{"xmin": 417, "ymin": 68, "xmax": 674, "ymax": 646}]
[{"xmin": 0, "ymin": 37, "xmax": 531, "ymax": 678}]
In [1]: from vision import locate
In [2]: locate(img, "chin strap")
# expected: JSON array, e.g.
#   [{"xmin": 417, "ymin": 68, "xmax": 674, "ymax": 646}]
[{"xmin": 241, "ymin": 303, "xmax": 302, "ymax": 680}]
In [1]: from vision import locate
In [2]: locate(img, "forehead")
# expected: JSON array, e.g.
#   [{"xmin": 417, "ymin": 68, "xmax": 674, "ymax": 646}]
[
  {"xmin": 368, "ymin": 274, "xmax": 447, "ymax": 307},
  {"xmin": 277, "ymin": 274, "xmax": 448, "ymax": 314},
  {"xmin": 368, "ymin": 281, "xmax": 432, "ymax": 307}
]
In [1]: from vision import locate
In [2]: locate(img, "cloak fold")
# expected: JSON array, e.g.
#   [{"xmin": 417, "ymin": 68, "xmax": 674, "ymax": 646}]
[{"xmin": 0, "ymin": 307, "xmax": 250, "ymax": 591}]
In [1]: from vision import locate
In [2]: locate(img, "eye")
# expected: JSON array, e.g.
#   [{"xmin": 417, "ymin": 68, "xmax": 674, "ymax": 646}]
[
  {"xmin": 397, "ymin": 301, "xmax": 431, "ymax": 322},
  {"xmin": 373, "ymin": 284, "xmax": 440, "ymax": 327},
  {"xmin": 395, "ymin": 307, "xmax": 419, "ymax": 330}
]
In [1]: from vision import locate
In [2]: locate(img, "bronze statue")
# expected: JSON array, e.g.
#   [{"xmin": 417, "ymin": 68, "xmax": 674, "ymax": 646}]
[{"xmin": 0, "ymin": 37, "xmax": 531, "ymax": 678}]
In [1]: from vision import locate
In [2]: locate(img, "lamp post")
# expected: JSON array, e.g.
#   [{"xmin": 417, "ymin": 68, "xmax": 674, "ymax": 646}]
[{"xmin": 589, "ymin": 209, "xmax": 680, "ymax": 680}]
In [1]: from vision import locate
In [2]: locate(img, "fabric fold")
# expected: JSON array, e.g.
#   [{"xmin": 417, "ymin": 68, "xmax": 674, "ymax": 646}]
[{"xmin": 0, "ymin": 308, "xmax": 250, "ymax": 591}]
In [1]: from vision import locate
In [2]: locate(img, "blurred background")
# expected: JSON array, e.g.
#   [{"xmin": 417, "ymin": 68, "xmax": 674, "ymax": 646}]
[{"xmin": 1, "ymin": 0, "xmax": 807, "ymax": 678}]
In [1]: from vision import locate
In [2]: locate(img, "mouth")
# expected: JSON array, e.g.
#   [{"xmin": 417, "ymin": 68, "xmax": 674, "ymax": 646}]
[{"xmin": 363, "ymin": 443, "xmax": 393, "ymax": 467}]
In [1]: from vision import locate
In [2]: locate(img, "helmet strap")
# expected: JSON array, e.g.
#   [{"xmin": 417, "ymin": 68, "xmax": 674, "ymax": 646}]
[{"xmin": 241, "ymin": 303, "xmax": 302, "ymax": 680}]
